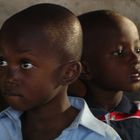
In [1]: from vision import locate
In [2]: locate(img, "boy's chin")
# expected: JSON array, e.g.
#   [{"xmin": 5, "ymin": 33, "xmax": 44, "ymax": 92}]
[{"xmin": 128, "ymin": 83, "xmax": 140, "ymax": 92}]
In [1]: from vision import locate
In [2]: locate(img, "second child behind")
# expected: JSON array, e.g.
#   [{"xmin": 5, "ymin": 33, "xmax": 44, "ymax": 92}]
[{"xmin": 69, "ymin": 10, "xmax": 140, "ymax": 140}]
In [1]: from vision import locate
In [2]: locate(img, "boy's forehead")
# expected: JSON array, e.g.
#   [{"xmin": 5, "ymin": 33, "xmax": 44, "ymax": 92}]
[
  {"xmin": 0, "ymin": 40, "xmax": 58, "ymax": 63},
  {"xmin": 0, "ymin": 20, "xmax": 74, "ymax": 59},
  {"xmin": 1, "ymin": 24, "xmax": 56, "ymax": 46},
  {"xmin": 1, "ymin": 39, "xmax": 53, "ymax": 54},
  {"xmin": 0, "ymin": 30, "xmax": 54, "ymax": 54},
  {"xmin": 0, "ymin": 14, "xmax": 75, "ymax": 48},
  {"xmin": 86, "ymin": 20, "xmax": 138, "ymax": 54}
]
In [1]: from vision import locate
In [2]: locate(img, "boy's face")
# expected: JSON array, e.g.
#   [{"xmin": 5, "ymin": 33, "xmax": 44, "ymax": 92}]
[
  {"xmin": 88, "ymin": 19, "xmax": 140, "ymax": 92},
  {"xmin": 0, "ymin": 35, "xmax": 64, "ymax": 111}
]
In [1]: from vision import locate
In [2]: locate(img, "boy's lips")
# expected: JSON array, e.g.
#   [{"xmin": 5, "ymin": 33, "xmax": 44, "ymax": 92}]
[
  {"xmin": 129, "ymin": 72, "xmax": 140, "ymax": 82},
  {"xmin": 1, "ymin": 90, "xmax": 23, "ymax": 97},
  {"xmin": 2, "ymin": 83, "xmax": 22, "ymax": 97}
]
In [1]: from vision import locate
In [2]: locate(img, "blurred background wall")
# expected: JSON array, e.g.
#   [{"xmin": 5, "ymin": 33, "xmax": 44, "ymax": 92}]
[
  {"xmin": 0, "ymin": 0, "xmax": 140, "ymax": 29},
  {"xmin": 0, "ymin": 0, "xmax": 140, "ymax": 100}
]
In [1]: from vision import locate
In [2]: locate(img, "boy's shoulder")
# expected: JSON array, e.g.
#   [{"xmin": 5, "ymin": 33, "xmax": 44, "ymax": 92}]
[
  {"xmin": 64, "ymin": 97, "xmax": 121, "ymax": 140},
  {"xmin": 91, "ymin": 96, "xmax": 140, "ymax": 140},
  {"xmin": 0, "ymin": 107, "xmax": 22, "ymax": 140},
  {"xmin": 91, "ymin": 95, "xmax": 140, "ymax": 122},
  {"xmin": 0, "ymin": 97, "xmax": 121, "ymax": 140}
]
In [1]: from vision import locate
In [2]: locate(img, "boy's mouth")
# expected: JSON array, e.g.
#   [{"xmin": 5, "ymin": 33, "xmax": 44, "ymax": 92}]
[
  {"xmin": 129, "ymin": 72, "xmax": 140, "ymax": 82},
  {"xmin": 1, "ymin": 90, "xmax": 23, "ymax": 97},
  {"xmin": 129, "ymin": 64, "xmax": 140, "ymax": 82}
]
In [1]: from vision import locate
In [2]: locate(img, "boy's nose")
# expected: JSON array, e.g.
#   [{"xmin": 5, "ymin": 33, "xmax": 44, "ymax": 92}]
[
  {"xmin": 132, "ymin": 53, "xmax": 139, "ymax": 60},
  {"xmin": 130, "ymin": 52, "xmax": 140, "ymax": 66},
  {"xmin": 6, "ymin": 68, "xmax": 19, "ymax": 83}
]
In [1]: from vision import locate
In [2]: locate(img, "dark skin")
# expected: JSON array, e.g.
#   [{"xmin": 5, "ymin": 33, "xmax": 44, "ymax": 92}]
[
  {"xmin": 21, "ymin": 99, "xmax": 78, "ymax": 140},
  {"xmin": 0, "ymin": 5, "xmax": 82, "ymax": 140},
  {"xmin": 0, "ymin": 28, "xmax": 81, "ymax": 140},
  {"xmin": 70, "ymin": 13, "xmax": 140, "ymax": 111},
  {"xmin": 0, "ymin": 95, "xmax": 8, "ymax": 111}
]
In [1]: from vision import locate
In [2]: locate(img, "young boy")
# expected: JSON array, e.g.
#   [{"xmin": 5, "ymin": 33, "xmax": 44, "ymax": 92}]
[
  {"xmin": 70, "ymin": 10, "xmax": 140, "ymax": 140},
  {"xmin": 0, "ymin": 4, "xmax": 121, "ymax": 140}
]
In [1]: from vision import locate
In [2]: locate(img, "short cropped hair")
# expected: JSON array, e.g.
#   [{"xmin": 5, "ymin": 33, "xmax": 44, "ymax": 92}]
[
  {"xmin": 0, "ymin": 3, "xmax": 83, "ymax": 62},
  {"xmin": 78, "ymin": 10, "xmax": 124, "ymax": 60}
]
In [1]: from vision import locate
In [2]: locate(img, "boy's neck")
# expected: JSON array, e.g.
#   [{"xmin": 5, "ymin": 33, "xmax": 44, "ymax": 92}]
[
  {"xmin": 0, "ymin": 95, "xmax": 8, "ymax": 111},
  {"xmin": 21, "ymin": 94, "xmax": 79, "ymax": 140},
  {"xmin": 86, "ymin": 84, "xmax": 123, "ymax": 111}
]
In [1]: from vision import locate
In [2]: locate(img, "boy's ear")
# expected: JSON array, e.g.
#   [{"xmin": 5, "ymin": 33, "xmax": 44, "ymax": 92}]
[
  {"xmin": 60, "ymin": 61, "xmax": 82, "ymax": 85},
  {"xmin": 80, "ymin": 60, "xmax": 92, "ymax": 80}
]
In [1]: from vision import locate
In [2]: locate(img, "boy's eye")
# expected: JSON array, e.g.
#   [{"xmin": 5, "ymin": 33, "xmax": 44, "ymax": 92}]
[
  {"xmin": 113, "ymin": 51, "xmax": 124, "ymax": 56},
  {"xmin": 112, "ymin": 46, "xmax": 125, "ymax": 56},
  {"xmin": 0, "ymin": 58, "xmax": 8, "ymax": 67},
  {"xmin": 21, "ymin": 62, "xmax": 33, "ymax": 70},
  {"xmin": 135, "ymin": 47, "xmax": 140, "ymax": 54}
]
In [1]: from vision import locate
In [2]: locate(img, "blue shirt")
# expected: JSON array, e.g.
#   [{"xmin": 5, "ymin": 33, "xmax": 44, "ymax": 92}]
[{"xmin": 0, "ymin": 97, "xmax": 121, "ymax": 140}]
